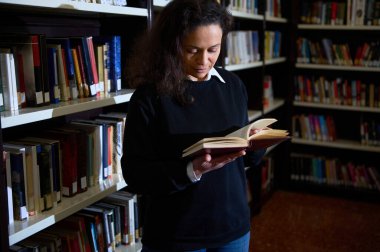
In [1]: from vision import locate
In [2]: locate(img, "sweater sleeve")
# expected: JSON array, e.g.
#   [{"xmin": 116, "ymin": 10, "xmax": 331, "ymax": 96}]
[{"xmin": 121, "ymin": 87, "xmax": 194, "ymax": 196}]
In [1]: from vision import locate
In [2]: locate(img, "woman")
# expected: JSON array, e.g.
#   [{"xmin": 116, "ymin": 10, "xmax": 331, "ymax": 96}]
[{"xmin": 121, "ymin": 0, "xmax": 265, "ymax": 251}]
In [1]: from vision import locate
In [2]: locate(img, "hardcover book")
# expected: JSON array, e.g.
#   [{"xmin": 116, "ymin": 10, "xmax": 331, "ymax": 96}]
[{"xmin": 182, "ymin": 118, "xmax": 290, "ymax": 158}]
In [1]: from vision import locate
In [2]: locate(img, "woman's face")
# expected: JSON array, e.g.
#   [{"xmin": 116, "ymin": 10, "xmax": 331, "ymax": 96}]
[{"xmin": 181, "ymin": 24, "xmax": 223, "ymax": 81}]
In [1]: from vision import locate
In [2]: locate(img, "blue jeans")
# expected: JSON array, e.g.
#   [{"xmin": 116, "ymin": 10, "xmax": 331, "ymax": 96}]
[{"xmin": 141, "ymin": 232, "xmax": 250, "ymax": 252}]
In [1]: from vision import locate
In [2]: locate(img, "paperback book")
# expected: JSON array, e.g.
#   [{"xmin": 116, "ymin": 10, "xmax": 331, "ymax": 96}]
[{"xmin": 182, "ymin": 118, "xmax": 290, "ymax": 158}]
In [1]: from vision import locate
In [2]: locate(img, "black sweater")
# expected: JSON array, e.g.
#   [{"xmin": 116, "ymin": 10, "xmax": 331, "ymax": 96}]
[{"xmin": 121, "ymin": 67, "xmax": 264, "ymax": 251}]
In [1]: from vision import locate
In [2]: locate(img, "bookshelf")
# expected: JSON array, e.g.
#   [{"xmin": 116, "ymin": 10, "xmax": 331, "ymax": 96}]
[
  {"xmin": 0, "ymin": 0, "xmax": 150, "ymax": 250},
  {"xmin": 224, "ymin": 0, "xmax": 291, "ymax": 213},
  {"xmin": 289, "ymin": 0, "xmax": 380, "ymax": 201}
]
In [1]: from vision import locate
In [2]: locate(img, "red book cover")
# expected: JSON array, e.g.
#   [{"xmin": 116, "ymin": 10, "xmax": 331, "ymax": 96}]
[
  {"xmin": 86, "ymin": 36, "xmax": 100, "ymax": 96},
  {"xmin": 16, "ymin": 53, "xmax": 26, "ymax": 108}
]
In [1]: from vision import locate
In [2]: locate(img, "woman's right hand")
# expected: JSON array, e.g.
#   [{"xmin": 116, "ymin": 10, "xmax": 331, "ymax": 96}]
[{"xmin": 192, "ymin": 150, "xmax": 246, "ymax": 178}]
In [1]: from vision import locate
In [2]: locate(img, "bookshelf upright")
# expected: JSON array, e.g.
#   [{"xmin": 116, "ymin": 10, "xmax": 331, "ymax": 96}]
[{"xmin": 289, "ymin": 0, "xmax": 380, "ymax": 201}]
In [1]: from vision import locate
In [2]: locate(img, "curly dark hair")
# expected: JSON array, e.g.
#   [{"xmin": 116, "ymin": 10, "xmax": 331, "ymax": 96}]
[{"xmin": 125, "ymin": 0, "xmax": 233, "ymax": 105}]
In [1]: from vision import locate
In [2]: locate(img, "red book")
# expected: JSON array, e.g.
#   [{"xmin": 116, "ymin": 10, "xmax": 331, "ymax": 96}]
[
  {"xmin": 86, "ymin": 36, "xmax": 100, "ymax": 96},
  {"xmin": 16, "ymin": 53, "xmax": 26, "ymax": 108}
]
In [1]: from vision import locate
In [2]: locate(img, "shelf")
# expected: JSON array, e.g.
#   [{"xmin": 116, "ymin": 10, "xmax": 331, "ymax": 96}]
[
  {"xmin": 225, "ymin": 61, "xmax": 263, "ymax": 71},
  {"xmin": 0, "ymin": 0, "xmax": 148, "ymax": 16},
  {"xmin": 296, "ymin": 63, "xmax": 380, "ymax": 72},
  {"xmin": 248, "ymin": 110, "xmax": 262, "ymax": 122},
  {"xmin": 115, "ymin": 241, "xmax": 142, "ymax": 252},
  {"xmin": 293, "ymin": 101, "xmax": 380, "ymax": 113},
  {"xmin": 265, "ymin": 57, "xmax": 287, "ymax": 66},
  {"xmin": 230, "ymin": 10, "xmax": 264, "ymax": 20},
  {"xmin": 263, "ymin": 98, "xmax": 285, "ymax": 114},
  {"xmin": 1, "ymin": 89, "xmax": 134, "ymax": 128},
  {"xmin": 298, "ymin": 24, "xmax": 380, "ymax": 31},
  {"xmin": 265, "ymin": 15, "xmax": 287, "ymax": 23},
  {"xmin": 8, "ymin": 174, "xmax": 127, "ymax": 246},
  {"xmin": 292, "ymin": 138, "xmax": 380, "ymax": 153}
]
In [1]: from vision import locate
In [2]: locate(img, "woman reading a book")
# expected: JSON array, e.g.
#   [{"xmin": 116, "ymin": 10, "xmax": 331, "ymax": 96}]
[{"xmin": 121, "ymin": 0, "xmax": 265, "ymax": 251}]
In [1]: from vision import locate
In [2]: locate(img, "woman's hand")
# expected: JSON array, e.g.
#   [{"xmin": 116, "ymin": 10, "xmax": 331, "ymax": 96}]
[{"xmin": 192, "ymin": 150, "xmax": 246, "ymax": 178}]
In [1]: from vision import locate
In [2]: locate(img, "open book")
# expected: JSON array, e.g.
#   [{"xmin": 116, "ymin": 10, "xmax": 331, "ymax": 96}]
[{"xmin": 182, "ymin": 118, "xmax": 290, "ymax": 158}]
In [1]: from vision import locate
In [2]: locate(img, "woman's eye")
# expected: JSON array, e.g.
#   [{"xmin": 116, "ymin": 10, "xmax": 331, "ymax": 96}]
[{"xmin": 187, "ymin": 49, "xmax": 198, "ymax": 54}]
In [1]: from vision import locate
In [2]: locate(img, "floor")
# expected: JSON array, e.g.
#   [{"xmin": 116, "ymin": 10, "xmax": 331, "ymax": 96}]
[{"xmin": 249, "ymin": 190, "xmax": 380, "ymax": 252}]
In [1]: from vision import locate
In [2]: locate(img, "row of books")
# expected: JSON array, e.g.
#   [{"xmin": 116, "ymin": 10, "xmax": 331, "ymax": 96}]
[
  {"xmin": 292, "ymin": 114, "xmax": 337, "ymax": 142},
  {"xmin": 300, "ymin": 0, "xmax": 380, "ymax": 26},
  {"xmin": 290, "ymin": 153, "xmax": 380, "ymax": 191},
  {"xmin": 360, "ymin": 119, "xmax": 380, "ymax": 146},
  {"xmin": 296, "ymin": 37, "xmax": 380, "ymax": 68},
  {"xmin": 294, "ymin": 75, "xmax": 380, "ymax": 108},
  {"xmin": 70, "ymin": 0, "xmax": 127, "ymax": 7},
  {"xmin": 264, "ymin": 31, "xmax": 282, "ymax": 60},
  {"xmin": 10, "ymin": 190, "xmax": 142, "ymax": 252},
  {"xmin": 0, "ymin": 34, "xmax": 121, "ymax": 112},
  {"xmin": 225, "ymin": 30, "xmax": 260, "ymax": 65},
  {"xmin": 265, "ymin": 0, "xmax": 282, "ymax": 17},
  {"xmin": 227, "ymin": 0, "xmax": 259, "ymax": 14},
  {"xmin": 3, "ymin": 111, "xmax": 127, "ymax": 224}
]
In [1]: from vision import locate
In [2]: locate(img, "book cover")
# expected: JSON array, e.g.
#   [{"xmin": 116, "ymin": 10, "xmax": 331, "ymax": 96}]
[
  {"xmin": 82, "ymin": 206, "xmax": 113, "ymax": 252},
  {"xmin": 57, "ymin": 126, "xmax": 88, "ymax": 193},
  {"xmin": 76, "ymin": 211, "xmax": 104, "ymax": 252},
  {"xmin": 46, "ymin": 46, "xmax": 61, "ymax": 104},
  {"xmin": 93, "ymin": 36, "xmax": 121, "ymax": 93},
  {"xmin": 95, "ymin": 117, "xmax": 124, "ymax": 177},
  {"xmin": 0, "ymin": 50, "xmax": 18, "ymax": 111},
  {"xmin": 43, "ymin": 130, "xmax": 78, "ymax": 197},
  {"xmin": 55, "ymin": 215, "xmax": 91, "ymax": 252},
  {"xmin": 73, "ymin": 119, "xmax": 110, "ymax": 181},
  {"xmin": 21, "ymin": 137, "xmax": 60, "ymax": 210},
  {"xmin": 5, "ymin": 146, "xmax": 28, "ymax": 221},
  {"xmin": 34, "ymin": 34, "xmax": 50, "ymax": 105},
  {"xmin": 5, "ymin": 142, "xmax": 39, "ymax": 216},
  {"xmin": 71, "ymin": 121, "xmax": 103, "ymax": 185},
  {"xmin": 71, "ymin": 47, "xmax": 85, "ymax": 98},
  {"xmin": 4, "ymin": 150, "xmax": 14, "ymax": 224},
  {"xmin": 95, "ymin": 202, "xmax": 122, "ymax": 248},
  {"xmin": 182, "ymin": 118, "xmax": 290, "ymax": 158},
  {"xmin": 102, "ymin": 196, "xmax": 131, "ymax": 245},
  {"xmin": 70, "ymin": 37, "xmax": 97, "ymax": 97},
  {"xmin": 46, "ymin": 37, "xmax": 78, "ymax": 100}
]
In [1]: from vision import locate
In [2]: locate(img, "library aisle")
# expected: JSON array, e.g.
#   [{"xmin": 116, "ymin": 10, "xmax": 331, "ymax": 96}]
[{"xmin": 249, "ymin": 191, "xmax": 380, "ymax": 252}]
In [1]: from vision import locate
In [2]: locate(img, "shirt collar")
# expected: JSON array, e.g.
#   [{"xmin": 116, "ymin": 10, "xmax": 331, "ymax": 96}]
[
  {"xmin": 206, "ymin": 67, "xmax": 225, "ymax": 83},
  {"xmin": 186, "ymin": 67, "xmax": 225, "ymax": 83}
]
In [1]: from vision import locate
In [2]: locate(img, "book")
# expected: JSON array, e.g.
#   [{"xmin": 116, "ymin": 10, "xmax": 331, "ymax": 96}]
[
  {"xmin": 4, "ymin": 145, "xmax": 28, "ymax": 221},
  {"xmin": 4, "ymin": 142, "xmax": 39, "ymax": 216},
  {"xmin": 4, "ymin": 150, "xmax": 14, "ymax": 224},
  {"xmin": 182, "ymin": 118, "xmax": 290, "ymax": 158},
  {"xmin": 21, "ymin": 137, "xmax": 59, "ymax": 210},
  {"xmin": 46, "ymin": 37, "xmax": 78, "ymax": 100},
  {"xmin": 0, "ymin": 49, "xmax": 19, "ymax": 111}
]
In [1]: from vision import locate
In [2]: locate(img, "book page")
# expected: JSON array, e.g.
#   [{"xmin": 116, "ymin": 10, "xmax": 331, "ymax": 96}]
[{"xmin": 226, "ymin": 118, "xmax": 278, "ymax": 139}]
